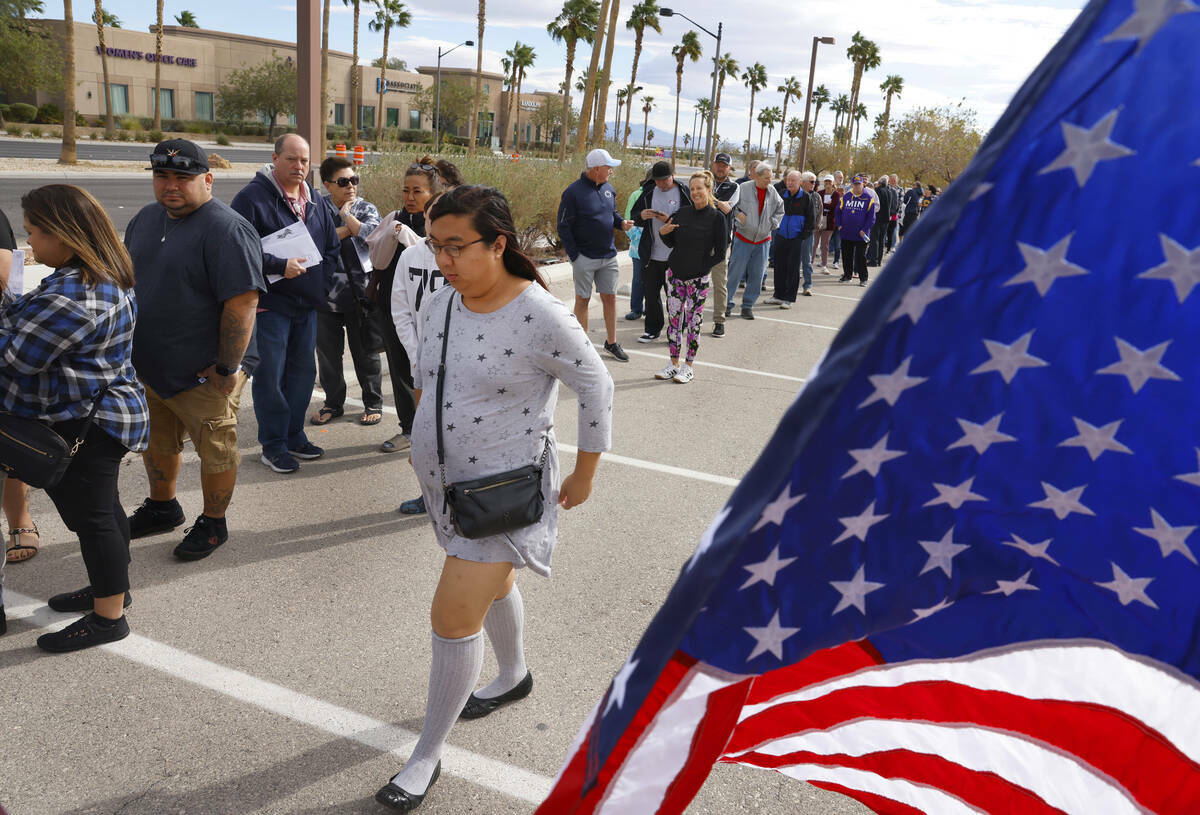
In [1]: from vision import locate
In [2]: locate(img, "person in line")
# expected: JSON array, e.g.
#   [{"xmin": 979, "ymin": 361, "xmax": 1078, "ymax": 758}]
[
  {"xmin": 886, "ymin": 174, "xmax": 902, "ymax": 252},
  {"xmin": 654, "ymin": 171, "xmax": 727, "ymax": 383},
  {"xmin": 2, "ymin": 185, "xmax": 149, "ymax": 652},
  {"xmin": 725, "ymin": 163, "xmax": 784, "ymax": 321},
  {"xmin": 311, "ymin": 156, "xmax": 385, "ymax": 428},
  {"xmin": 765, "ymin": 171, "xmax": 822, "ymax": 305},
  {"xmin": 374, "ymin": 186, "xmax": 613, "ymax": 811},
  {"xmin": 813, "ymin": 174, "xmax": 841, "ymax": 272},
  {"xmin": 630, "ymin": 161, "xmax": 692, "ymax": 344},
  {"xmin": 829, "ymin": 170, "xmax": 846, "ymax": 271},
  {"xmin": 920, "ymin": 184, "xmax": 940, "ymax": 217},
  {"xmin": 839, "ymin": 175, "xmax": 878, "ymax": 287},
  {"xmin": 867, "ymin": 175, "xmax": 895, "ymax": 267},
  {"xmin": 124, "ymin": 139, "xmax": 265, "ymax": 560},
  {"xmin": 556, "ymin": 148, "xmax": 633, "ymax": 361},
  {"xmin": 708, "ymin": 152, "xmax": 740, "ymax": 338},
  {"xmin": 900, "ymin": 179, "xmax": 923, "ymax": 241},
  {"xmin": 735, "ymin": 159, "xmax": 760, "ymax": 185},
  {"xmin": 231, "ymin": 134, "xmax": 339, "ymax": 474},
  {"xmin": 622, "ymin": 170, "xmax": 650, "ymax": 322}
]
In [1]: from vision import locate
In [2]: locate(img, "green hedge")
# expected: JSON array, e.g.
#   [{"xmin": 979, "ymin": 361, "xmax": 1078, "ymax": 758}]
[{"xmin": 8, "ymin": 103, "xmax": 37, "ymax": 123}]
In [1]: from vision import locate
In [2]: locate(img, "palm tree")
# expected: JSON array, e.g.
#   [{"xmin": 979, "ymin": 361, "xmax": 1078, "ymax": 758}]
[
  {"xmin": 709, "ymin": 53, "xmax": 738, "ymax": 164},
  {"xmin": 811, "ymin": 84, "xmax": 831, "ymax": 134},
  {"xmin": 95, "ymin": 7, "xmax": 119, "ymax": 26},
  {"xmin": 742, "ymin": 61, "xmax": 767, "ymax": 155},
  {"xmin": 785, "ymin": 117, "xmax": 803, "ymax": 167},
  {"xmin": 775, "ymin": 75, "xmax": 801, "ymax": 169},
  {"xmin": 469, "ymin": 0, "xmax": 485, "ymax": 152},
  {"xmin": 878, "ymin": 73, "xmax": 903, "ymax": 142},
  {"xmin": 621, "ymin": 0, "xmax": 660, "ymax": 150},
  {"xmin": 575, "ymin": 0, "xmax": 611, "ymax": 155},
  {"xmin": 60, "ymin": 0, "xmax": 77, "ymax": 164},
  {"xmin": 593, "ymin": 0, "xmax": 622, "ymax": 144},
  {"xmin": 832, "ymin": 92, "xmax": 850, "ymax": 135},
  {"xmin": 640, "ymin": 95, "xmax": 654, "ymax": 153},
  {"xmin": 152, "ymin": 0, "xmax": 165, "ymax": 132},
  {"xmin": 548, "ymin": 0, "xmax": 600, "ymax": 159},
  {"xmin": 94, "ymin": 1, "xmax": 114, "ymax": 137},
  {"xmin": 669, "ymin": 30, "xmax": 701, "ymax": 172},
  {"xmin": 174, "ymin": 9, "xmax": 198, "ymax": 26},
  {"xmin": 575, "ymin": 68, "xmax": 605, "ymax": 133},
  {"xmin": 343, "ymin": 0, "xmax": 369, "ymax": 142},
  {"xmin": 845, "ymin": 31, "xmax": 881, "ymax": 145},
  {"xmin": 693, "ymin": 96, "xmax": 711, "ymax": 163},
  {"xmin": 368, "ymin": 0, "xmax": 411, "ymax": 141},
  {"xmin": 319, "ymin": 0, "xmax": 331, "ymax": 156},
  {"xmin": 506, "ymin": 41, "xmax": 536, "ymax": 151},
  {"xmin": 853, "ymin": 102, "xmax": 867, "ymax": 147},
  {"xmin": 763, "ymin": 105, "xmax": 781, "ymax": 159}
]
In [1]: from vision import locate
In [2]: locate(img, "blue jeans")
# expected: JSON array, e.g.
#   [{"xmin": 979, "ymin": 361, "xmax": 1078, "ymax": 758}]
[
  {"xmin": 726, "ymin": 238, "xmax": 770, "ymax": 309},
  {"xmin": 800, "ymin": 233, "xmax": 815, "ymax": 291},
  {"xmin": 253, "ymin": 309, "xmax": 318, "ymax": 456},
  {"xmin": 830, "ymin": 229, "xmax": 842, "ymax": 263},
  {"xmin": 629, "ymin": 255, "xmax": 644, "ymax": 315}
]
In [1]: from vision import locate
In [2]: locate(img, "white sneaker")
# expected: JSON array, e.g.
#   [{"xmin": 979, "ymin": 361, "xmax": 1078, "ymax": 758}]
[
  {"xmin": 762, "ymin": 296, "xmax": 782, "ymax": 305},
  {"xmin": 831, "ymin": 262, "xmax": 840, "ymax": 270},
  {"xmin": 654, "ymin": 363, "xmax": 679, "ymax": 380},
  {"xmin": 779, "ymin": 301, "xmax": 792, "ymax": 309},
  {"xmin": 672, "ymin": 363, "xmax": 694, "ymax": 384}
]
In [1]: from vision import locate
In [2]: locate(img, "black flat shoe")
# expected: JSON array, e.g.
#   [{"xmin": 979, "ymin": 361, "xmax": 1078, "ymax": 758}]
[
  {"xmin": 36, "ymin": 612, "xmax": 130, "ymax": 653},
  {"xmin": 459, "ymin": 671, "xmax": 533, "ymax": 720},
  {"xmin": 375, "ymin": 762, "xmax": 440, "ymax": 811},
  {"xmin": 47, "ymin": 587, "xmax": 132, "ymax": 613}
]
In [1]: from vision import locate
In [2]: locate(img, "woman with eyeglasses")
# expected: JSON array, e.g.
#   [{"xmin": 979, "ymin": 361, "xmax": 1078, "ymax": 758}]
[
  {"xmin": 373, "ymin": 186, "xmax": 613, "ymax": 812},
  {"xmin": 0, "ymin": 185, "xmax": 148, "ymax": 651},
  {"xmin": 311, "ymin": 156, "xmax": 385, "ymax": 427}
]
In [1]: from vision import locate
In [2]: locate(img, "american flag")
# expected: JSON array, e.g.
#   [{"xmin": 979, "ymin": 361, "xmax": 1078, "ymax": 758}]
[{"xmin": 537, "ymin": 1, "xmax": 1200, "ymax": 812}]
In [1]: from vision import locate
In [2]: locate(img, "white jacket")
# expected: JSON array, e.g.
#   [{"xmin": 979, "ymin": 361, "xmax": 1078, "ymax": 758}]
[{"xmin": 390, "ymin": 238, "xmax": 446, "ymax": 362}]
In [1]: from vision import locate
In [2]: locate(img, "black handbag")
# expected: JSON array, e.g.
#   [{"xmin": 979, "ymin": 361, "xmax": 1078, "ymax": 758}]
[
  {"xmin": 0, "ymin": 386, "xmax": 110, "ymax": 489},
  {"xmin": 435, "ymin": 294, "xmax": 548, "ymax": 539}
]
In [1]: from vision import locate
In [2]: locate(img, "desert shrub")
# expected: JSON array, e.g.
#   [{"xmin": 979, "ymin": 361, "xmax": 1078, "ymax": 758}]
[
  {"xmin": 0, "ymin": 104, "xmax": 9, "ymax": 119},
  {"xmin": 146, "ymin": 130, "xmax": 164, "ymax": 142},
  {"xmin": 75, "ymin": 112, "xmax": 87, "ymax": 126},
  {"xmin": 27, "ymin": 126, "xmax": 43, "ymax": 137},
  {"xmin": 184, "ymin": 121, "xmax": 211, "ymax": 134},
  {"xmin": 8, "ymin": 103, "xmax": 37, "ymax": 123},
  {"xmin": 118, "ymin": 115, "xmax": 142, "ymax": 132},
  {"xmin": 89, "ymin": 131, "xmax": 100, "ymax": 140},
  {"xmin": 216, "ymin": 132, "xmax": 232, "ymax": 146},
  {"xmin": 35, "ymin": 103, "xmax": 62, "ymax": 124}
]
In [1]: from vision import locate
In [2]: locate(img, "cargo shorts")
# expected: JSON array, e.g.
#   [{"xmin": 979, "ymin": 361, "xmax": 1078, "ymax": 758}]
[{"xmin": 143, "ymin": 372, "xmax": 248, "ymax": 474}]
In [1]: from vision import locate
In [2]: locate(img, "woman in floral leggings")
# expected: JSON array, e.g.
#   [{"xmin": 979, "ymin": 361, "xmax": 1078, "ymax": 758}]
[{"xmin": 655, "ymin": 172, "xmax": 729, "ymax": 384}]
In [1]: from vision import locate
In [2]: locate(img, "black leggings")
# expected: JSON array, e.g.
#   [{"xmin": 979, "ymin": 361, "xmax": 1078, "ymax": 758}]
[
  {"xmin": 44, "ymin": 420, "xmax": 132, "ymax": 597},
  {"xmin": 374, "ymin": 264, "xmax": 417, "ymax": 435}
]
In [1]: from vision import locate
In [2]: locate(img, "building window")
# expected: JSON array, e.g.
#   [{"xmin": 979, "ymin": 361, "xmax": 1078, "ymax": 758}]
[
  {"xmin": 194, "ymin": 91, "xmax": 214, "ymax": 121},
  {"xmin": 360, "ymin": 105, "xmax": 375, "ymax": 129},
  {"xmin": 288, "ymin": 114, "xmax": 297, "ymax": 126},
  {"xmin": 408, "ymin": 109, "xmax": 420, "ymax": 129},
  {"xmin": 103, "ymin": 84, "xmax": 129, "ymax": 116},
  {"xmin": 386, "ymin": 107, "xmax": 399, "ymax": 127},
  {"xmin": 477, "ymin": 111, "xmax": 493, "ymax": 142},
  {"xmin": 150, "ymin": 88, "xmax": 175, "ymax": 119},
  {"xmin": 334, "ymin": 103, "xmax": 345, "ymax": 125}
]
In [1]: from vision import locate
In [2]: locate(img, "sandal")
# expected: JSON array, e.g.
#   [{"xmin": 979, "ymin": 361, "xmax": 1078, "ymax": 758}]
[
  {"xmin": 359, "ymin": 410, "xmax": 383, "ymax": 426},
  {"xmin": 6, "ymin": 524, "xmax": 39, "ymax": 563},
  {"xmin": 310, "ymin": 406, "xmax": 344, "ymax": 425}
]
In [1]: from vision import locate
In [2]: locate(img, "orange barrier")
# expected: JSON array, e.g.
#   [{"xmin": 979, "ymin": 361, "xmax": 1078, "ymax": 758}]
[
  {"xmin": 335, "ymin": 143, "xmax": 347, "ymax": 159},
  {"xmin": 353, "ymin": 145, "xmax": 365, "ymax": 166}
]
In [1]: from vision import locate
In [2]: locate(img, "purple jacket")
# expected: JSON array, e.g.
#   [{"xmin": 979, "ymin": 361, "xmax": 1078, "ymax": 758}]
[{"xmin": 839, "ymin": 190, "xmax": 878, "ymax": 240}]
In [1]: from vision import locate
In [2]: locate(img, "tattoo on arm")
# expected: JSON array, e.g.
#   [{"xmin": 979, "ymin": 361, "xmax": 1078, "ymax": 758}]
[{"xmin": 217, "ymin": 291, "xmax": 259, "ymax": 369}]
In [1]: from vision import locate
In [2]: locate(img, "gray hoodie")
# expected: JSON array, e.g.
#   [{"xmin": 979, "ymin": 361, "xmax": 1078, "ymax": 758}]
[{"xmin": 732, "ymin": 180, "xmax": 784, "ymax": 243}]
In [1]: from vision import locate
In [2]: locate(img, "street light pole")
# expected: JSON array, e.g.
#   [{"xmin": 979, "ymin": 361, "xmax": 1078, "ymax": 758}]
[
  {"xmin": 660, "ymin": 8, "xmax": 723, "ymax": 166},
  {"xmin": 435, "ymin": 39, "xmax": 473, "ymax": 153},
  {"xmin": 798, "ymin": 35, "xmax": 834, "ymax": 174}
]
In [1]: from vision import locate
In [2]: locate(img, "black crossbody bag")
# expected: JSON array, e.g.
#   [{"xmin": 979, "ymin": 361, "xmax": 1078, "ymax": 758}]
[
  {"xmin": 0, "ymin": 386, "xmax": 110, "ymax": 489},
  {"xmin": 436, "ymin": 294, "xmax": 548, "ymax": 539}
]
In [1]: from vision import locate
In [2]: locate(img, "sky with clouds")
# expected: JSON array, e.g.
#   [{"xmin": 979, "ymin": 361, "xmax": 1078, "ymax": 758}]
[{"xmin": 55, "ymin": 0, "xmax": 1089, "ymax": 141}]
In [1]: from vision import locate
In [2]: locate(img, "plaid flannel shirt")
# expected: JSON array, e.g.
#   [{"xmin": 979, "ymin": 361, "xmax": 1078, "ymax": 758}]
[{"xmin": 0, "ymin": 266, "xmax": 148, "ymax": 452}]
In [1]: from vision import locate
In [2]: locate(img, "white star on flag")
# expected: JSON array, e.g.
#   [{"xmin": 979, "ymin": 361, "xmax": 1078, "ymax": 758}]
[
  {"xmin": 1005, "ymin": 235, "xmax": 1090, "ymax": 296},
  {"xmin": 740, "ymin": 546, "xmax": 799, "ymax": 589},
  {"xmin": 1097, "ymin": 562, "xmax": 1158, "ymax": 609},
  {"xmin": 750, "ymin": 486, "xmax": 805, "ymax": 532},
  {"xmin": 1096, "ymin": 337, "xmax": 1181, "ymax": 393},
  {"xmin": 1138, "ymin": 234, "xmax": 1200, "ymax": 303},
  {"xmin": 686, "ymin": 507, "xmax": 731, "ymax": 571},
  {"xmin": 911, "ymin": 597, "xmax": 954, "ymax": 622},
  {"xmin": 1103, "ymin": 0, "xmax": 1199, "ymax": 50},
  {"xmin": 917, "ymin": 527, "xmax": 971, "ymax": 577},
  {"xmin": 1038, "ymin": 109, "xmax": 1136, "ymax": 186},
  {"xmin": 969, "ymin": 182, "xmax": 994, "ymax": 201},
  {"xmin": 842, "ymin": 433, "xmax": 906, "ymax": 479},
  {"xmin": 923, "ymin": 476, "xmax": 988, "ymax": 509},
  {"xmin": 604, "ymin": 658, "xmax": 640, "ymax": 714},
  {"xmin": 858, "ymin": 356, "xmax": 928, "ymax": 408},
  {"xmin": 1029, "ymin": 481, "xmax": 1095, "ymax": 520},
  {"xmin": 970, "ymin": 331, "xmax": 1050, "ymax": 383},
  {"xmin": 833, "ymin": 500, "xmax": 889, "ymax": 544},
  {"xmin": 1001, "ymin": 534, "xmax": 1059, "ymax": 565},
  {"xmin": 987, "ymin": 570, "xmax": 1039, "ymax": 596},
  {"xmin": 1133, "ymin": 509, "xmax": 1197, "ymax": 564},
  {"xmin": 946, "ymin": 413, "xmax": 1017, "ymax": 454},
  {"xmin": 743, "ymin": 611, "xmax": 801, "ymax": 660},
  {"xmin": 830, "ymin": 565, "xmax": 886, "ymax": 615},
  {"xmin": 1175, "ymin": 449, "xmax": 1200, "ymax": 488},
  {"xmin": 1058, "ymin": 417, "xmax": 1133, "ymax": 460},
  {"xmin": 889, "ymin": 269, "xmax": 954, "ymax": 324}
]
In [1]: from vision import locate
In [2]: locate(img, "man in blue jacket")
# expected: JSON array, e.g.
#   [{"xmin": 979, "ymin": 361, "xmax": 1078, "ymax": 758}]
[
  {"xmin": 557, "ymin": 148, "xmax": 635, "ymax": 362},
  {"xmin": 231, "ymin": 134, "xmax": 340, "ymax": 474}
]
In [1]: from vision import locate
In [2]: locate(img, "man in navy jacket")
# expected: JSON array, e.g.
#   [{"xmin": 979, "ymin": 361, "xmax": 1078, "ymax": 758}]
[{"xmin": 231, "ymin": 134, "xmax": 340, "ymax": 474}]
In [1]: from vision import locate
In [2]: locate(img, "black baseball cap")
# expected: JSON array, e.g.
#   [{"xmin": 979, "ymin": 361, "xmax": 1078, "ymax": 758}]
[
  {"xmin": 651, "ymin": 161, "xmax": 674, "ymax": 180},
  {"xmin": 147, "ymin": 138, "xmax": 210, "ymax": 175},
  {"xmin": 713, "ymin": 152, "xmax": 733, "ymax": 165}
]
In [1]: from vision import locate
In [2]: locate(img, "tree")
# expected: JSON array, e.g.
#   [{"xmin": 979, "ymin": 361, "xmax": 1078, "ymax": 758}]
[
  {"xmin": 94, "ymin": 0, "xmax": 114, "ymax": 136},
  {"xmin": 709, "ymin": 53, "xmax": 738, "ymax": 164},
  {"xmin": 343, "ymin": 0, "xmax": 367, "ymax": 142},
  {"xmin": 593, "ymin": 0, "xmax": 621, "ymax": 144},
  {"xmin": 614, "ymin": 85, "xmax": 627, "ymax": 140},
  {"xmin": 845, "ymin": 31, "xmax": 880, "ymax": 145},
  {"xmin": 784, "ymin": 116, "xmax": 803, "ymax": 166},
  {"xmin": 756, "ymin": 107, "xmax": 770, "ymax": 160},
  {"xmin": 775, "ymin": 75, "xmax": 801, "ymax": 169},
  {"xmin": 742, "ymin": 61, "xmax": 767, "ymax": 155},
  {"xmin": 622, "ymin": 0, "xmax": 660, "ymax": 150},
  {"xmin": 853, "ymin": 101, "xmax": 867, "ymax": 147},
  {"xmin": 217, "ymin": 54, "xmax": 298, "ymax": 140},
  {"xmin": 469, "ymin": 0, "xmax": 485, "ymax": 152},
  {"xmin": 885, "ymin": 104, "xmax": 982, "ymax": 184},
  {"xmin": 0, "ymin": 0, "xmax": 63, "ymax": 133},
  {"xmin": 504, "ymin": 41, "xmax": 536, "ymax": 151},
  {"xmin": 640, "ymin": 95, "xmax": 653, "ymax": 154},
  {"xmin": 669, "ymin": 30, "xmax": 701, "ymax": 172},
  {"xmin": 574, "ymin": 0, "xmax": 611, "ymax": 155},
  {"xmin": 878, "ymin": 73, "xmax": 904, "ymax": 143},
  {"xmin": 811, "ymin": 84, "xmax": 831, "ymax": 134},
  {"xmin": 370, "ymin": 56, "xmax": 407, "ymax": 69},
  {"xmin": 832, "ymin": 92, "xmax": 850, "ymax": 135},
  {"xmin": 547, "ymin": 0, "xmax": 599, "ymax": 160},
  {"xmin": 92, "ymin": 6, "xmax": 119, "ymax": 26},
  {"xmin": 411, "ymin": 80, "xmax": 489, "ymax": 140},
  {"xmin": 59, "ymin": 0, "xmax": 76, "ymax": 163},
  {"xmin": 320, "ymin": 0, "xmax": 332, "ymax": 155},
  {"xmin": 529, "ymin": 96, "xmax": 576, "ymax": 145},
  {"xmin": 174, "ymin": 10, "xmax": 198, "ymax": 26},
  {"xmin": 368, "ymin": 0, "xmax": 411, "ymax": 141},
  {"xmin": 693, "ymin": 96, "xmax": 711, "ymax": 163},
  {"xmin": 153, "ymin": 0, "xmax": 164, "ymax": 132}
]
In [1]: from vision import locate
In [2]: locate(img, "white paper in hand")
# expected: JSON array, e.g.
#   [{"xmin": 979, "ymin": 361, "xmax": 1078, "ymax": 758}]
[
  {"xmin": 261, "ymin": 223, "xmax": 321, "ymax": 283},
  {"xmin": 8, "ymin": 249, "xmax": 24, "ymax": 294}
]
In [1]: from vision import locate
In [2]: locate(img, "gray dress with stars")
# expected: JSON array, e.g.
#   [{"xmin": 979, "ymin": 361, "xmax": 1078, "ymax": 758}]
[{"xmin": 411, "ymin": 283, "xmax": 614, "ymax": 577}]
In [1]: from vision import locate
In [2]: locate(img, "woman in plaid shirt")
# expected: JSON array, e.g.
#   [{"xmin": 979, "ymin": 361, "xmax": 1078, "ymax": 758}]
[{"xmin": 0, "ymin": 185, "xmax": 148, "ymax": 653}]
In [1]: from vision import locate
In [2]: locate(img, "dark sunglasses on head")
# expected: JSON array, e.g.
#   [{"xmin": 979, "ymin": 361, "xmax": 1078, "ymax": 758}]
[
  {"xmin": 335, "ymin": 175, "xmax": 361, "ymax": 187},
  {"xmin": 150, "ymin": 153, "xmax": 204, "ymax": 172},
  {"xmin": 410, "ymin": 162, "xmax": 437, "ymax": 172}
]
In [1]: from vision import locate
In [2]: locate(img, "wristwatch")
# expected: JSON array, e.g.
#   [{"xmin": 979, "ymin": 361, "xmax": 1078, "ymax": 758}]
[{"xmin": 215, "ymin": 363, "xmax": 242, "ymax": 377}]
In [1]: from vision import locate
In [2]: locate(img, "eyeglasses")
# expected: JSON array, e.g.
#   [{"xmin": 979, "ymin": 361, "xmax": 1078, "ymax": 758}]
[
  {"xmin": 150, "ymin": 153, "xmax": 205, "ymax": 172},
  {"xmin": 335, "ymin": 175, "xmax": 361, "ymax": 187},
  {"xmin": 427, "ymin": 237, "xmax": 487, "ymax": 259}
]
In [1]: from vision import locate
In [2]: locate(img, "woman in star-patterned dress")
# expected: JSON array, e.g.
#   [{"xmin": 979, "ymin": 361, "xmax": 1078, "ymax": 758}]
[{"xmin": 374, "ymin": 186, "xmax": 614, "ymax": 812}]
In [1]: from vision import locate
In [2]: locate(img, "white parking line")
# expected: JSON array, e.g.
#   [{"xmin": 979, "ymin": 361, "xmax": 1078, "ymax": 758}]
[
  {"xmin": 591, "ymin": 344, "xmax": 807, "ymax": 384},
  {"xmin": 2, "ymin": 592, "xmax": 553, "ymax": 804}
]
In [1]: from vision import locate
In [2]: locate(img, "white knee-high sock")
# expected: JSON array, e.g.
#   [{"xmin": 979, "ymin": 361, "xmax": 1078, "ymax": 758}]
[
  {"xmin": 390, "ymin": 630, "xmax": 483, "ymax": 794},
  {"xmin": 474, "ymin": 584, "xmax": 528, "ymax": 700}
]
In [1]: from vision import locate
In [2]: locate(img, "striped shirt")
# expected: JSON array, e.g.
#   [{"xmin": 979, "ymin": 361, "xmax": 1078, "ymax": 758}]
[{"xmin": 0, "ymin": 266, "xmax": 149, "ymax": 452}]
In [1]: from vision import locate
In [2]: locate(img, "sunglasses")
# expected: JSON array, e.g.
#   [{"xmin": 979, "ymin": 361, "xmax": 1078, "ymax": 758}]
[
  {"xmin": 410, "ymin": 162, "xmax": 437, "ymax": 172},
  {"xmin": 150, "ymin": 153, "xmax": 205, "ymax": 172},
  {"xmin": 335, "ymin": 175, "xmax": 361, "ymax": 187}
]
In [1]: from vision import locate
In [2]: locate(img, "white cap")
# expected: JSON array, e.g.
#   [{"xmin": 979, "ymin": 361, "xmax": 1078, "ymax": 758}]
[
  {"xmin": 822, "ymin": 174, "xmax": 834, "ymax": 182},
  {"xmin": 586, "ymin": 148, "xmax": 622, "ymax": 168}
]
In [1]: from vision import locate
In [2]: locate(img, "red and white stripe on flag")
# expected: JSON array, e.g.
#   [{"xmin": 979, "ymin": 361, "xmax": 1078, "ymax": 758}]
[{"xmin": 538, "ymin": 640, "xmax": 1200, "ymax": 814}]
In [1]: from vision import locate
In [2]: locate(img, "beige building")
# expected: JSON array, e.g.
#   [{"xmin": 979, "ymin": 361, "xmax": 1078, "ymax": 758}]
[{"xmin": 21, "ymin": 20, "xmax": 562, "ymax": 146}]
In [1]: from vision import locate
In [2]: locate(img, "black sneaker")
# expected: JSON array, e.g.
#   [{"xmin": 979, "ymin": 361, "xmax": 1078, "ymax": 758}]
[
  {"xmin": 637, "ymin": 332, "xmax": 659, "ymax": 343},
  {"xmin": 712, "ymin": 323, "xmax": 725, "ymax": 337},
  {"xmin": 127, "ymin": 497, "xmax": 185, "ymax": 539},
  {"xmin": 288, "ymin": 441, "xmax": 325, "ymax": 460},
  {"xmin": 48, "ymin": 586, "xmax": 133, "ymax": 613},
  {"xmin": 604, "ymin": 341, "xmax": 629, "ymax": 362},
  {"xmin": 173, "ymin": 515, "xmax": 229, "ymax": 561},
  {"xmin": 741, "ymin": 307, "xmax": 755, "ymax": 320},
  {"xmin": 261, "ymin": 451, "xmax": 300, "ymax": 473},
  {"xmin": 37, "ymin": 612, "xmax": 130, "ymax": 653}
]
